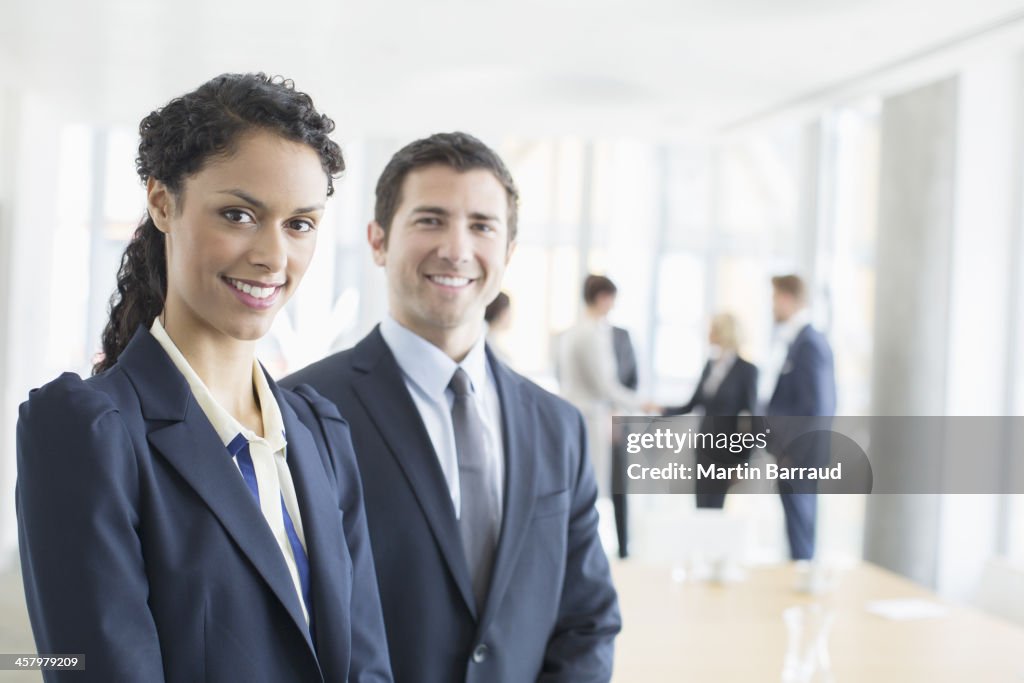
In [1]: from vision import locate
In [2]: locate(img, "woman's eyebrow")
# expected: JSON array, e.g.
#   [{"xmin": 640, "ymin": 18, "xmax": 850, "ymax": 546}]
[{"xmin": 217, "ymin": 189, "xmax": 324, "ymax": 214}]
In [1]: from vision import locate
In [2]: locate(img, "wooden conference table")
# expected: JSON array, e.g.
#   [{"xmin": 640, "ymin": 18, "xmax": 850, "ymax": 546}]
[{"xmin": 610, "ymin": 560, "xmax": 1024, "ymax": 682}]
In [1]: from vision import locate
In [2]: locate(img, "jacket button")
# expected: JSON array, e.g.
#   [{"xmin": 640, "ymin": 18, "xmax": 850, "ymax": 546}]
[{"xmin": 472, "ymin": 644, "xmax": 489, "ymax": 663}]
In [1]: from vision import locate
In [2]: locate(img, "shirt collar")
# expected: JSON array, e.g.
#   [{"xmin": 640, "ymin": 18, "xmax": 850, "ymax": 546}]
[
  {"xmin": 712, "ymin": 349, "xmax": 737, "ymax": 365},
  {"xmin": 150, "ymin": 318, "xmax": 286, "ymax": 452},
  {"xmin": 778, "ymin": 308, "xmax": 812, "ymax": 345},
  {"xmin": 380, "ymin": 314, "xmax": 489, "ymax": 397}
]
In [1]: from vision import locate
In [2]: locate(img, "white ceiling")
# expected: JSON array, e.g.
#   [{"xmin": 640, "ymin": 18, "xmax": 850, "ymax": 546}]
[{"xmin": 3, "ymin": 0, "xmax": 1024, "ymax": 139}]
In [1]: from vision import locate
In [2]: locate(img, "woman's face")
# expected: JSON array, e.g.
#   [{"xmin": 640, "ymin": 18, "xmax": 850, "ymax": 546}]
[
  {"xmin": 708, "ymin": 322, "xmax": 721, "ymax": 347},
  {"xmin": 148, "ymin": 129, "xmax": 328, "ymax": 346}
]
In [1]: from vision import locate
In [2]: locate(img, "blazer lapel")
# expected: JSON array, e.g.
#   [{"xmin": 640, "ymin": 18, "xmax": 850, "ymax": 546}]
[
  {"xmin": 478, "ymin": 350, "xmax": 538, "ymax": 630},
  {"xmin": 350, "ymin": 329, "xmax": 478, "ymax": 617},
  {"xmin": 117, "ymin": 328, "xmax": 317, "ymax": 661},
  {"xmin": 270, "ymin": 378, "xmax": 349, "ymax": 682}
]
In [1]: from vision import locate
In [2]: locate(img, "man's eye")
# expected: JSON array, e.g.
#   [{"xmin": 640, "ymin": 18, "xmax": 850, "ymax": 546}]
[
  {"xmin": 473, "ymin": 223, "xmax": 495, "ymax": 232},
  {"xmin": 416, "ymin": 217, "xmax": 441, "ymax": 226},
  {"xmin": 223, "ymin": 209, "xmax": 255, "ymax": 224}
]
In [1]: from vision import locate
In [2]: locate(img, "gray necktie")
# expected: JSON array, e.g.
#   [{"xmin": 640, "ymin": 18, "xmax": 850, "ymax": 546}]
[{"xmin": 449, "ymin": 367, "xmax": 500, "ymax": 610}]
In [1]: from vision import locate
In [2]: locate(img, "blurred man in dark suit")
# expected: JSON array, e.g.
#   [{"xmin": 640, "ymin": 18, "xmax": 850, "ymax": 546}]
[{"xmin": 764, "ymin": 274, "xmax": 836, "ymax": 561}]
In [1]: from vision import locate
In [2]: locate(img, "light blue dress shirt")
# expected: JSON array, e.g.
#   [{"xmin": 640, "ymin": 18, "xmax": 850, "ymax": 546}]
[{"xmin": 379, "ymin": 314, "xmax": 505, "ymax": 522}]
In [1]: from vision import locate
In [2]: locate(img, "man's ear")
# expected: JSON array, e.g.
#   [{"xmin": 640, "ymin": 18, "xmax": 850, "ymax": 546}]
[
  {"xmin": 505, "ymin": 238, "xmax": 517, "ymax": 264},
  {"xmin": 368, "ymin": 220, "xmax": 388, "ymax": 266},
  {"xmin": 147, "ymin": 177, "xmax": 173, "ymax": 233}
]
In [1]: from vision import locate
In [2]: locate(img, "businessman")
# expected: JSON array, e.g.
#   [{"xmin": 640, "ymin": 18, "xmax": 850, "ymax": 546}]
[
  {"xmin": 558, "ymin": 275, "xmax": 642, "ymax": 559},
  {"xmin": 284, "ymin": 132, "xmax": 620, "ymax": 683},
  {"xmin": 764, "ymin": 274, "xmax": 836, "ymax": 560}
]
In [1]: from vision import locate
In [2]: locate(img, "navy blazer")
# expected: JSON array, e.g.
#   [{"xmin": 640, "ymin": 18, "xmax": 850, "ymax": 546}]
[
  {"xmin": 768, "ymin": 324, "xmax": 836, "ymax": 417},
  {"xmin": 283, "ymin": 327, "xmax": 621, "ymax": 683},
  {"xmin": 663, "ymin": 356, "xmax": 759, "ymax": 460},
  {"xmin": 16, "ymin": 327, "xmax": 393, "ymax": 683},
  {"xmin": 766, "ymin": 324, "xmax": 836, "ymax": 472},
  {"xmin": 664, "ymin": 356, "xmax": 758, "ymax": 419}
]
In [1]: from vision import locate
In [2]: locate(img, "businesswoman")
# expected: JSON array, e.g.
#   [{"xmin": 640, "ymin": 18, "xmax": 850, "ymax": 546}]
[
  {"xmin": 16, "ymin": 74, "xmax": 392, "ymax": 682},
  {"xmin": 663, "ymin": 313, "xmax": 758, "ymax": 508}
]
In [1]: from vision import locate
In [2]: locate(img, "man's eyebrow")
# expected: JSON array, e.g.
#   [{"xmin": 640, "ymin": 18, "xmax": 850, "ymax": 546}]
[
  {"xmin": 411, "ymin": 207, "xmax": 500, "ymax": 222},
  {"xmin": 411, "ymin": 206, "xmax": 449, "ymax": 216},
  {"xmin": 217, "ymin": 189, "xmax": 324, "ymax": 214}
]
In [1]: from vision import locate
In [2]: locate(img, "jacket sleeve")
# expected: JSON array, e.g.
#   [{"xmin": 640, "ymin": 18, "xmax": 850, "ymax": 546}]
[
  {"xmin": 16, "ymin": 373, "xmax": 165, "ymax": 683},
  {"xmin": 538, "ymin": 408, "xmax": 622, "ymax": 683},
  {"xmin": 663, "ymin": 360, "xmax": 710, "ymax": 416},
  {"xmin": 290, "ymin": 385, "xmax": 394, "ymax": 683}
]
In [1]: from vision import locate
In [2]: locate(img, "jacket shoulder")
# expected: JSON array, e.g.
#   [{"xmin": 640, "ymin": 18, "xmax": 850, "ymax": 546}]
[
  {"xmin": 18, "ymin": 371, "xmax": 143, "ymax": 470},
  {"xmin": 281, "ymin": 347, "xmax": 358, "ymax": 390},
  {"xmin": 279, "ymin": 382, "xmax": 348, "ymax": 426},
  {"xmin": 21, "ymin": 371, "xmax": 128, "ymax": 427},
  {"xmin": 794, "ymin": 326, "xmax": 834, "ymax": 359}
]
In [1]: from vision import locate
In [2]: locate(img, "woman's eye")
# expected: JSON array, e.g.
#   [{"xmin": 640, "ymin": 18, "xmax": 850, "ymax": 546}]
[
  {"xmin": 223, "ymin": 209, "xmax": 254, "ymax": 224},
  {"xmin": 289, "ymin": 219, "xmax": 316, "ymax": 233}
]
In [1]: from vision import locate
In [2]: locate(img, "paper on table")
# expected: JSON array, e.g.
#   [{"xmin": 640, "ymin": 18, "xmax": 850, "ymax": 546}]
[{"xmin": 865, "ymin": 599, "xmax": 949, "ymax": 621}]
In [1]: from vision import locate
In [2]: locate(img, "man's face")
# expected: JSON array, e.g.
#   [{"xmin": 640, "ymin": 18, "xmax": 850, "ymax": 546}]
[
  {"xmin": 772, "ymin": 289, "xmax": 797, "ymax": 323},
  {"xmin": 594, "ymin": 292, "xmax": 616, "ymax": 317},
  {"xmin": 369, "ymin": 164, "xmax": 515, "ymax": 348}
]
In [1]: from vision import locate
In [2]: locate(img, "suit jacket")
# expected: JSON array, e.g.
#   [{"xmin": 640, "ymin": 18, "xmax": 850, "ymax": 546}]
[
  {"xmin": 610, "ymin": 327, "xmax": 638, "ymax": 391},
  {"xmin": 664, "ymin": 356, "xmax": 758, "ymax": 420},
  {"xmin": 766, "ymin": 324, "xmax": 836, "ymax": 471},
  {"xmin": 282, "ymin": 327, "xmax": 621, "ymax": 683},
  {"xmin": 16, "ymin": 327, "xmax": 392, "ymax": 683},
  {"xmin": 663, "ymin": 356, "xmax": 759, "ymax": 460},
  {"xmin": 768, "ymin": 324, "xmax": 836, "ymax": 418}
]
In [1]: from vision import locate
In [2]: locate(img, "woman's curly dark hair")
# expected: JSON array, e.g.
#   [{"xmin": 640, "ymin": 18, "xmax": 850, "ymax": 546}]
[{"xmin": 94, "ymin": 73, "xmax": 344, "ymax": 374}]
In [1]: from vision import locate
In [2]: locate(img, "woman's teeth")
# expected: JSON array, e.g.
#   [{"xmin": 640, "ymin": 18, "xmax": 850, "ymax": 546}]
[{"xmin": 227, "ymin": 278, "xmax": 277, "ymax": 299}]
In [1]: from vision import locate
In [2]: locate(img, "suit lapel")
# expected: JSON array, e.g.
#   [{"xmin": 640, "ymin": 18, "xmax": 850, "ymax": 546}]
[
  {"xmin": 117, "ymin": 329, "xmax": 317, "ymax": 661},
  {"xmin": 270, "ymin": 379, "xmax": 349, "ymax": 682},
  {"xmin": 478, "ymin": 350, "xmax": 538, "ymax": 630},
  {"xmin": 350, "ymin": 329, "xmax": 478, "ymax": 617}
]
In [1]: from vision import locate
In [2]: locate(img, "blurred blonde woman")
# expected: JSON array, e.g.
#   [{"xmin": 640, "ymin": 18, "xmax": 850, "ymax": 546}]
[{"xmin": 663, "ymin": 313, "xmax": 758, "ymax": 508}]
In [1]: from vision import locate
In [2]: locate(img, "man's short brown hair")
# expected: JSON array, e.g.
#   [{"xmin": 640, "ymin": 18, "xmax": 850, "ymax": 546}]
[
  {"xmin": 374, "ymin": 131, "xmax": 519, "ymax": 242},
  {"xmin": 583, "ymin": 274, "xmax": 618, "ymax": 305},
  {"xmin": 771, "ymin": 274, "xmax": 807, "ymax": 302}
]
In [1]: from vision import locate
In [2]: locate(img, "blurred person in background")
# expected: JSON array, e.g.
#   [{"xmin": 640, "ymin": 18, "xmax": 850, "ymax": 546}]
[
  {"xmin": 15, "ymin": 74, "xmax": 391, "ymax": 682},
  {"xmin": 662, "ymin": 312, "xmax": 758, "ymax": 509},
  {"xmin": 763, "ymin": 274, "xmax": 836, "ymax": 561},
  {"xmin": 559, "ymin": 274, "xmax": 650, "ymax": 558}
]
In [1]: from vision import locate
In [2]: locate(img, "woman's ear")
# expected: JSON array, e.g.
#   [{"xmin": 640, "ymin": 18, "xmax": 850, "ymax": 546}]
[{"xmin": 147, "ymin": 177, "xmax": 173, "ymax": 233}]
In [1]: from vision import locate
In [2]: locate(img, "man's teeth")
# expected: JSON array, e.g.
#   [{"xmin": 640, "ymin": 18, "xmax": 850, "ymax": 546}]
[
  {"xmin": 429, "ymin": 275, "xmax": 471, "ymax": 287},
  {"xmin": 228, "ymin": 278, "xmax": 277, "ymax": 299}
]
